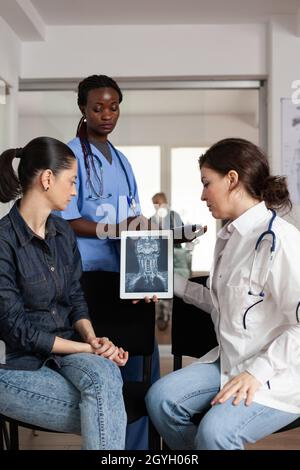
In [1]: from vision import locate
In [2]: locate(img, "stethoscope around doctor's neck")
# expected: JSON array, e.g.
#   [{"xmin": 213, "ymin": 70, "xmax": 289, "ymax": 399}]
[
  {"xmin": 81, "ymin": 138, "xmax": 137, "ymax": 213},
  {"xmin": 248, "ymin": 208, "xmax": 276, "ymax": 298}
]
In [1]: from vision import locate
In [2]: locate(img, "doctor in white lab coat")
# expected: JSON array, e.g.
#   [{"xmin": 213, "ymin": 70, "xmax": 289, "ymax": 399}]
[{"xmin": 146, "ymin": 137, "xmax": 300, "ymax": 450}]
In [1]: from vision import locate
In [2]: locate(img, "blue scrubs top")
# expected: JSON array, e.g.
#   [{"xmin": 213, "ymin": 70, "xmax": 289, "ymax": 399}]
[{"xmin": 60, "ymin": 137, "xmax": 141, "ymax": 272}]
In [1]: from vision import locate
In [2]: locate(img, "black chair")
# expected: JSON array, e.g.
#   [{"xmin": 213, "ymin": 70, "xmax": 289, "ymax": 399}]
[
  {"xmin": 81, "ymin": 271, "xmax": 161, "ymax": 450},
  {"xmin": 171, "ymin": 276, "xmax": 300, "ymax": 437},
  {"xmin": 172, "ymin": 275, "xmax": 217, "ymax": 371},
  {"xmin": 0, "ymin": 271, "xmax": 161, "ymax": 450},
  {"xmin": 0, "ymin": 415, "xmax": 65, "ymax": 450}
]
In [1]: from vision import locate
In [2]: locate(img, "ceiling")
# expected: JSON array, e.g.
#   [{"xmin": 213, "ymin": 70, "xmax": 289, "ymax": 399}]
[
  {"xmin": 30, "ymin": 0, "xmax": 299, "ymax": 25},
  {"xmin": 1, "ymin": 0, "xmax": 300, "ymax": 41},
  {"xmin": 18, "ymin": 89, "xmax": 258, "ymax": 116}
]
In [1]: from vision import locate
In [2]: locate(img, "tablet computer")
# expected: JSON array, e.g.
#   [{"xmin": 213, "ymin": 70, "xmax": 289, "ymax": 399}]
[{"xmin": 120, "ymin": 230, "xmax": 173, "ymax": 299}]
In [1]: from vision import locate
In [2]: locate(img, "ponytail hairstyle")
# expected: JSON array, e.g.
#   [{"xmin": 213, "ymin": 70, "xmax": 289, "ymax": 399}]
[
  {"xmin": 199, "ymin": 138, "xmax": 292, "ymax": 213},
  {"xmin": 0, "ymin": 137, "xmax": 76, "ymax": 203},
  {"xmin": 76, "ymin": 75, "xmax": 123, "ymax": 192}
]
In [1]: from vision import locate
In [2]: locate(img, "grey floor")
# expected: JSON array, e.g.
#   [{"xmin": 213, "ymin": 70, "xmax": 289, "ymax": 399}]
[{"xmin": 18, "ymin": 426, "xmax": 300, "ymax": 450}]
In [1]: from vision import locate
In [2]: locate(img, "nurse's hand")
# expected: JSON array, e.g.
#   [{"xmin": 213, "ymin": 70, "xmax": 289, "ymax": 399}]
[
  {"xmin": 175, "ymin": 224, "xmax": 207, "ymax": 244},
  {"xmin": 132, "ymin": 295, "xmax": 159, "ymax": 304},
  {"xmin": 211, "ymin": 371, "xmax": 261, "ymax": 407}
]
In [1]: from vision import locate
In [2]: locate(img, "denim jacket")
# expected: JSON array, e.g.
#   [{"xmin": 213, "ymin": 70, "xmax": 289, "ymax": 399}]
[{"xmin": 0, "ymin": 202, "xmax": 90, "ymax": 370}]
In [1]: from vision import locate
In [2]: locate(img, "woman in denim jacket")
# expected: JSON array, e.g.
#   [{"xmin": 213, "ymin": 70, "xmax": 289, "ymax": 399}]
[{"xmin": 0, "ymin": 137, "xmax": 128, "ymax": 450}]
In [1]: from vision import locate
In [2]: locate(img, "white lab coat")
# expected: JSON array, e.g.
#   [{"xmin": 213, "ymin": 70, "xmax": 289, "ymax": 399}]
[{"xmin": 182, "ymin": 202, "xmax": 300, "ymax": 413}]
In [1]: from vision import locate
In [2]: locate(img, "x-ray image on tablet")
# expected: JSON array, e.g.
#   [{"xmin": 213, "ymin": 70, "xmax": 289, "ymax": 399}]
[{"xmin": 120, "ymin": 230, "xmax": 173, "ymax": 299}]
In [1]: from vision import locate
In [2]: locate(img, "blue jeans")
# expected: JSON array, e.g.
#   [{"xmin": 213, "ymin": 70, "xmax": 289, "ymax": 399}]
[
  {"xmin": 0, "ymin": 353, "xmax": 126, "ymax": 450},
  {"xmin": 146, "ymin": 361, "xmax": 300, "ymax": 450}
]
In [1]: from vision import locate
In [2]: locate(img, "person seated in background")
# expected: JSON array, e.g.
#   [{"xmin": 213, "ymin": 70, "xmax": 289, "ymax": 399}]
[
  {"xmin": 146, "ymin": 138, "xmax": 300, "ymax": 449},
  {"xmin": 0, "ymin": 137, "xmax": 128, "ymax": 450}
]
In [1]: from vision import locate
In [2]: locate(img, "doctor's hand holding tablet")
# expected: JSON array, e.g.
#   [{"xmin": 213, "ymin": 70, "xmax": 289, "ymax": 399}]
[{"xmin": 120, "ymin": 224, "xmax": 208, "ymax": 303}]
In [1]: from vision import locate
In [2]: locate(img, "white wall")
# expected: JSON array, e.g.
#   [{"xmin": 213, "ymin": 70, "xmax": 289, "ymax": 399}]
[
  {"xmin": 21, "ymin": 24, "xmax": 266, "ymax": 78},
  {"xmin": 0, "ymin": 17, "xmax": 20, "ymax": 148},
  {"xmin": 268, "ymin": 15, "xmax": 300, "ymax": 227},
  {"xmin": 0, "ymin": 17, "xmax": 20, "ymax": 87},
  {"xmin": 0, "ymin": 17, "xmax": 21, "ymax": 217},
  {"xmin": 16, "ymin": 16, "xmax": 300, "ymax": 230},
  {"xmin": 19, "ymin": 113, "xmax": 258, "ymax": 148},
  {"xmin": 18, "ymin": 111, "xmax": 258, "ymax": 232}
]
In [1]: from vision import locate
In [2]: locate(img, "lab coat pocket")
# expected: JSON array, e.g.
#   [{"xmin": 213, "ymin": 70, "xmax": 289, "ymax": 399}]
[
  {"xmin": 226, "ymin": 285, "xmax": 263, "ymax": 332},
  {"xmin": 242, "ymin": 295, "xmax": 264, "ymax": 330}
]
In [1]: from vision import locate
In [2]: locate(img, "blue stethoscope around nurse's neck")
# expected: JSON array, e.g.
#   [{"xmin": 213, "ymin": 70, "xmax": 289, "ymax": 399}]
[
  {"xmin": 82, "ymin": 139, "xmax": 137, "ymax": 212},
  {"xmin": 248, "ymin": 208, "xmax": 276, "ymax": 298}
]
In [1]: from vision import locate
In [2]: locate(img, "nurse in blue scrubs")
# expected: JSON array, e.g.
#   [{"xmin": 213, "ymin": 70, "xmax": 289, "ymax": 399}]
[{"xmin": 60, "ymin": 74, "xmax": 160, "ymax": 450}]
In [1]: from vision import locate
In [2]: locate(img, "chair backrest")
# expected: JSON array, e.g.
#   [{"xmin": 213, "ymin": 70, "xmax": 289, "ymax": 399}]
[
  {"xmin": 172, "ymin": 276, "xmax": 217, "ymax": 369},
  {"xmin": 81, "ymin": 271, "xmax": 156, "ymax": 358}
]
